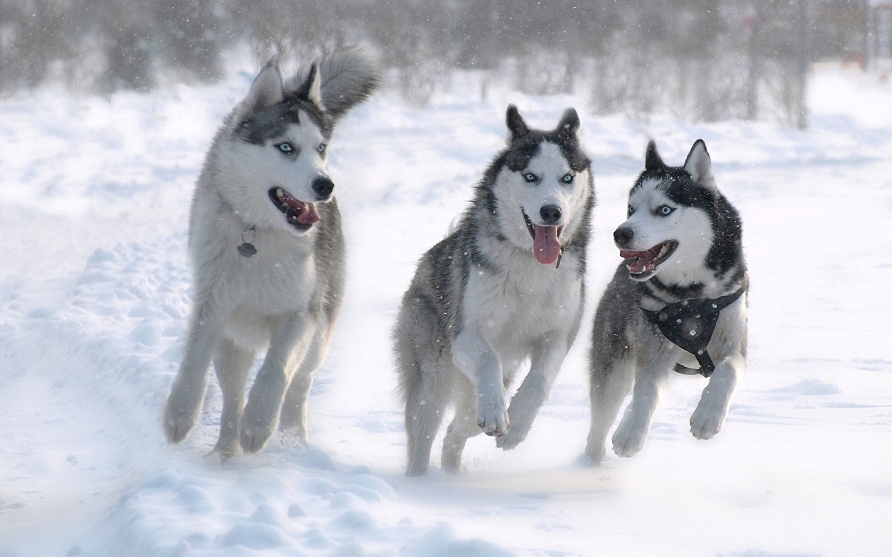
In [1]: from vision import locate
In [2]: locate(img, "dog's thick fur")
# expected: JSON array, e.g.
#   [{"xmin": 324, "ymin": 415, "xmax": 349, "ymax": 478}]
[
  {"xmin": 163, "ymin": 49, "xmax": 379, "ymax": 458},
  {"xmin": 395, "ymin": 106, "xmax": 595, "ymax": 476},
  {"xmin": 585, "ymin": 140, "xmax": 747, "ymax": 464}
]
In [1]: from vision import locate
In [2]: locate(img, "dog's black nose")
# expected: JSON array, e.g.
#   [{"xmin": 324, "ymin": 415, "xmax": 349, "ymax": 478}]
[
  {"xmin": 613, "ymin": 226, "xmax": 634, "ymax": 247},
  {"xmin": 540, "ymin": 204, "xmax": 562, "ymax": 225},
  {"xmin": 312, "ymin": 177, "xmax": 335, "ymax": 200}
]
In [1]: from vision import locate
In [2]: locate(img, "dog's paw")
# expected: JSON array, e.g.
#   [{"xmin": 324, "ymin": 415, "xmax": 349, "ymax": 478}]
[
  {"xmin": 583, "ymin": 442, "xmax": 607, "ymax": 466},
  {"xmin": 239, "ymin": 402, "xmax": 277, "ymax": 453},
  {"xmin": 440, "ymin": 457, "xmax": 464, "ymax": 475},
  {"xmin": 440, "ymin": 440, "xmax": 465, "ymax": 474},
  {"xmin": 163, "ymin": 415, "xmax": 195, "ymax": 444},
  {"xmin": 476, "ymin": 396, "xmax": 509, "ymax": 437},
  {"xmin": 689, "ymin": 397, "xmax": 727, "ymax": 440},
  {"xmin": 278, "ymin": 425, "xmax": 309, "ymax": 447},
  {"xmin": 239, "ymin": 425, "xmax": 275, "ymax": 453},
  {"xmin": 207, "ymin": 440, "xmax": 240, "ymax": 462},
  {"xmin": 611, "ymin": 420, "xmax": 647, "ymax": 458},
  {"xmin": 162, "ymin": 392, "xmax": 200, "ymax": 443},
  {"xmin": 495, "ymin": 422, "xmax": 529, "ymax": 450},
  {"xmin": 406, "ymin": 458, "xmax": 431, "ymax": 477}
]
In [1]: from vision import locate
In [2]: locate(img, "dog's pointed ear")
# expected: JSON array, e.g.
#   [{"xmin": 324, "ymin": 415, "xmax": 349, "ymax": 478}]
[
  {"xmin": 644, "ymin": 140, "xmax": 666, "ymax": 171},
  {"xmin": 684, "ymin": 139, "xmax": 716, "ymax": 188},
  {"xmin": 506, "ymin": 105, "xmax": 529, "ymax": 141},
  {"xmin": 296, "ymin": 63, "xmax": 322, "ymax": 105},
  {"xmin": 556, "ymin": 108, "xmax": 580, "ymax": 137},
  {"xmin": 246, "ymin": 64, "xmax": 284, "ymax": 113}
]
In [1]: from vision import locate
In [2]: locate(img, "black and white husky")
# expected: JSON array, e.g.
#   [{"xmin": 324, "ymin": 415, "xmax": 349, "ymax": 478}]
[
  {"xmin": 163, "ymin": 49, "xmax": 379, "ymax": 458},
  {"xmin": 394, "ymin": 106, "xmax": 595, "ymax": 476},
  {"xmin": 585, "ymin": 139, "xmax": 747, "ymax": 464}
]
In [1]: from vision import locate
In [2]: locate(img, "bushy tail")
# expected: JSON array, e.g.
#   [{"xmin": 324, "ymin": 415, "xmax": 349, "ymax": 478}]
[{"xmin": 314, "ymin": 48, "xmax": 381, "ymax": 122}]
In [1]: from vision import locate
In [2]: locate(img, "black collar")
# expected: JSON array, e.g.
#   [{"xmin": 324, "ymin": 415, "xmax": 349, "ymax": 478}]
[{"xmin": 640, "ymin": 274, "xmax": 748, "ymax": 378}]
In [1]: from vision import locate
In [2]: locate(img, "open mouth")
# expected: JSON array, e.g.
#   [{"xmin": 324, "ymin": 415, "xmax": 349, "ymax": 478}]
[
  {"xmin": 521, "ymin": 209, "xmax": 564, "ymax": 265},
  {"xmin": 268, "ymin": 187, "xmax": 320, "ymax": 231},
  {"xmin": 620, "ymin": 240, "xmax": 678, "ymax": 280}
]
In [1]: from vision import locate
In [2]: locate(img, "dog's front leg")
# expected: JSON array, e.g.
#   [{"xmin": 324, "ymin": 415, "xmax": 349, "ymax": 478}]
[
  {"xmin": 690, "ymin": 301, "xmax": 747, "ymax": 440},
  {"xmin": 611, "ymin": 349, "xmax": 675, "ymax": 458},
  {"xmin": 240, "ymin": 313, "xmax": 314, "ymax": 453},
  {"xmin": 453, "ymin": 329, "xmax": 507, "ymax": 437},
  {"xmin": 163, "ymin": 305, "xmax": 222, "ymax": 443},
  {"xmin": 279, "ymin": 329, "xmax": 331, "ymax": 444},
  {"xmin": 690, "ymin": 351, "xmax": 744, "ymax": 439},
  {"xmin": 496, "ymin": 336, "xmax": 569, "ymax": 450}
]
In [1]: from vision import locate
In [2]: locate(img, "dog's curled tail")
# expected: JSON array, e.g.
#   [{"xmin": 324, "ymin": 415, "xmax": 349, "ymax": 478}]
[{"xmin": 313, "ymin": 48, "xmax": 381, "ymax": 122}]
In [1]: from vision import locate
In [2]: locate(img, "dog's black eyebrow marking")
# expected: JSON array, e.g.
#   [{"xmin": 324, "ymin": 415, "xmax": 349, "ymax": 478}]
[
  {"xmin": 504, "ymin": 140, "xmax": 541, "ymax": 172},
  {"xmin": 233, "ymin": 94, "xmax": 332, "ymax": 146},
  {"xmin": 550, "ymin": 137, "xmax": 590, "ymax": 173},
  {"xmin": 502, "ymin": 126, "xmax": 590, "ymax": 175},
  {"xmin": 235, "ymin": 107, "xmax": 291, "ymax": 145},
  {"xmin": 665, "ymin": 179, "xmax": 713, "ymax": 210}
]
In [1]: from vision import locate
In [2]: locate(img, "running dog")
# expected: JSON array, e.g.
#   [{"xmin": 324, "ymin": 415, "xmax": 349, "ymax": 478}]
[
  {"xmin": 163, "ymin": 49, "xmax": 379, "ymax": 458},
  {"xmin": 585, "ymin": 139, "xmax": 747, "ymax": 464},
  {"xmin": 395, "ymin": 105, "xmax": 595, "ymax": 475}
]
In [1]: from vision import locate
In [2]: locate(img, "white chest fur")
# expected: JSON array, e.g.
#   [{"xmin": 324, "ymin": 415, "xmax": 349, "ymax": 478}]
[
  {"xmin": 461, "ymin": 248, "xmax": 583, "ymax": 367},
  {"xmin": 188, "ymin": 189, "xmax": 319, "ymax": 348}
]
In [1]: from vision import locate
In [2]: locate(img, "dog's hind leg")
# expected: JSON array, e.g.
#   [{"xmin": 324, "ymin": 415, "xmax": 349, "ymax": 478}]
[
  {"xmin": 441, "ymin": 374, "xmax": 480, "ymax": 474},
  {"xmin": 279, "ymin": 329, "xmax": 332, "ymax": 444},
  {"xmin": 396, "ymin": 289, "xmax": 450, "ymax": 476},
  {"xmin": 164, "ymin": 309, "xmax": 221, "ymax": 443},
  {"xmin": 210, "ymin": 338, "xmax": 254, "ymax": 459},
  {"xmin": 404, "ymin": 361, "xmax": 449, "ymax": 476},
  {"xmin": 585, "ymin": 356, "xmax": 634, "ymax": 465}
]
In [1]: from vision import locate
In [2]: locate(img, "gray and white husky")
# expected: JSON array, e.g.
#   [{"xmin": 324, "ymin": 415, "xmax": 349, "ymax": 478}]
[
  {"xmin": 395, "ymin": 105, "xmax": 595, "ymax": 476},
  {"xmin": 585, "ymin": 139, "xmax": 747, "ymax": 464},
  {"xmin": 163, "ymin": 49, "xmax": 379, "ymax": 458}
]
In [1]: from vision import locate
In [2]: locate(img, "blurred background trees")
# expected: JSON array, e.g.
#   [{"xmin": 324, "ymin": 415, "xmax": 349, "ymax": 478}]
[{"xmin": 0, "ymin": 0, "xmax": 877, "ymax": 125}]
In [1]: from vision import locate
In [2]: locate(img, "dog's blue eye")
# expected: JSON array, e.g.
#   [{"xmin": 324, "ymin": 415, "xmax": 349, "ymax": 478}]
[
  {"xmin": 523, "ymin": 172, "xmax": 538, "ymax": 183},
  {"xmin": 562, "ymin": 173, "xmax": 574, "ymax": 184},
  {"xmin": 628, "ymin": 205, "xmax": 635, "ymax": 216},
  {"xmin": 277, "ymin": 142, "xmax": 294, "ymax": 154},
  {"xmin": 657, "ymin": 205, "xmax": 675, "ymax": 216},
  {"xmin": 317, "ymin": 143, "xmax": 326, "ymax": 154}
]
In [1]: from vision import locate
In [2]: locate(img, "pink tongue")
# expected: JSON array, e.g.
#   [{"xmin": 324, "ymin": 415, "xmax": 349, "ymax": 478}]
[
  {"xmin": 296, "ymin": 202, "xmax": 320, "ymax": 225},
  {"xmin": 533, "ymin": 225, "xmax": 561, "ymax": 265},
  {"xmin": 620, "ymin": 249, "xmax": 655, "ymax": 274}
]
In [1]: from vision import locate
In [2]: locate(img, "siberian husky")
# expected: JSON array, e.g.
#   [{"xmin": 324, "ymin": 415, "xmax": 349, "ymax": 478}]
[
  {"xmin": 163, "ymin": 49, "xmax": 379, "ymax": 458},
  {"xmin": 585, "ymin": 139, "xmax": 747, "ymax": 464},
  {"xmin": 395, "ymin": 105, "xmax": 595, "ymax": 475}
]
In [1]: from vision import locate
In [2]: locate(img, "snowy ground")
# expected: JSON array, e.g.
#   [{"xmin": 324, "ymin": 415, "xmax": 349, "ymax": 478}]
[{"xmin": 1, "ymin": 61, "xmax": 891, "ymax": 557}]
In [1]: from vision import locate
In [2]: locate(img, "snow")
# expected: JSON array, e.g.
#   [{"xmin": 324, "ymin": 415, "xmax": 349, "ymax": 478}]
[{"xmin": 1, "ymin": 61, "xmax": 891, "ymax": 557}]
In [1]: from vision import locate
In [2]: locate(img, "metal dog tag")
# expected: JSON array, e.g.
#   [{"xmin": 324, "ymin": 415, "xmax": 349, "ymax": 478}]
[
  {"xmin": 237, "ymin": 243, "xmax": 257, "ymax": 257},
  {"xmin": 238, "ymin": 226, "xmax": 257, "ymax": 257}
]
